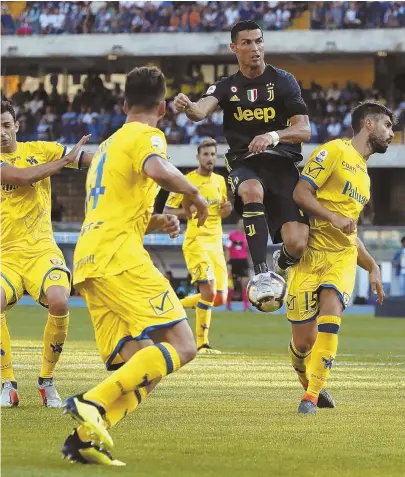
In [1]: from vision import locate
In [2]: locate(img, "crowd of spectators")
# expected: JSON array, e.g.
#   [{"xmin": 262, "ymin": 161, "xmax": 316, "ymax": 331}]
[
  {"xmin": 2, "ymin": 1, "xmax": 404, "ymax": 35},
  {"xmin": 311, "ymin": 1, "xmax": 405, "ymax": 29},
  {"xmin": 1, "ymin": 1, "xmax": 305, "ymax": 35},
  {"xmin": 5, "ymin": 72, "xmax": 405, "ymax": 146}
]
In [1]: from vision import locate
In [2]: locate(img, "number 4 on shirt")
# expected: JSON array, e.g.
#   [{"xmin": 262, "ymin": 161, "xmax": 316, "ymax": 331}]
[{"xmin": 87, "ymin": 152, "xmax": 107, "ymax": 210}]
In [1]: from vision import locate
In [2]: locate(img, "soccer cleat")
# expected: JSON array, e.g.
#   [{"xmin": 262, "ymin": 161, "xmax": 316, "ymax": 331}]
[
  {"xmin": 298, "ymin": 399, "xmax": 317, "ymax": 415},
  {"xmin": 1, "ymin": 381, "xmax": 19, "ymax": 408},
  {"xmin": 317, "ymin": 389, "xmax": 336, "ymax": 409},
  {"xmin": 272, "ymin": 250, "xmax": 289, "ymax": 281},
  {"xmin": 38, "ymin": 377, "xmax": 62, "ymax": 408},
  {"xmin": 61, "ymin": 428, "xmax": 125, "ymax": 466},
  {"xmin": 251, "ymin": 272, "xmax": 275, "ymax": 303},
  {"xmin": 197, "ymin": 344, "xmax": 221, "ymax": 355},
  {"xmin": 63, "ymin": 394, "xmax": 113, "ymax": 451}
]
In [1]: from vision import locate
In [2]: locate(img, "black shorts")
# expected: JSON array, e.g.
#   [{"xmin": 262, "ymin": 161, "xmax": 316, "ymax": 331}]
[
  {"xmin": 230, "ymin": 258, "xmax": 250, "ymax": 279},
  {"xmin": 227, "ymin": 151, "xmax": 309, "ymax": 243}
]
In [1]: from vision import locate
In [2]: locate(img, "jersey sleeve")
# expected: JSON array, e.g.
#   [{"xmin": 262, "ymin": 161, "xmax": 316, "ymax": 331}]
[
  {"xmin": 165, "ymin": 192, "xmax": 184, "ymax": 209},
  {"xmin": 39, "ymin": 141, "xmax": 65, "ymax": 162},
  {"xmin": 278, "ymin": 70, "xmax": 308, "ymax": 118},
  {"xmin": 133, "ymin": 129, "xmax": 168, "ymax": 175},
  {"xmin": 300, "ymin": 142, "xmax": 341, "ymax": 190},
  {"xmin": 202, "ymin": 77, "xmax": 228, "ymax": 106}
]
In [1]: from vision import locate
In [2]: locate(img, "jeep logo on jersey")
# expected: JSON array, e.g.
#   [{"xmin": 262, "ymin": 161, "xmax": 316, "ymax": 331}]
[
  {"xmin": 233, "ymin": 106, "xmax": 276, "ymax": 123},
  {"xmin": 247, "ymin": 89, "xmax": 258, "ymax": 102}
]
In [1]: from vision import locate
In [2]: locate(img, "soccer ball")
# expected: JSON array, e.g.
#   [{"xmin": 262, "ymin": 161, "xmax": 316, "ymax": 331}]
[{"xmin": 247, "ymin": 272, "xmax": 287, "ymax": 313}]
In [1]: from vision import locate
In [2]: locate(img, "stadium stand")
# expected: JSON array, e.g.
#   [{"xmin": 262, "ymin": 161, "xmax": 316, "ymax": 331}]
[{"xmin": 2, "ymin": 1, "xmax": 404, "ymax": 36}]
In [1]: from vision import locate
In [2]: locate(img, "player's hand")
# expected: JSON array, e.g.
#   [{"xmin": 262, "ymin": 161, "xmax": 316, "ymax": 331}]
[
  {"xmin": 63, "ymin": 135, "xmax": 91, "ymax": 164},
  {"xmin": 220, "ymin": 200, "xmax": 232, "ymax": 218},
  {"xmin": 248, "ymin": 133, "xmax": 273, "ymax": 154},
  {"xmin": 160, "ymin": 214, "xmax": 181, "ymax": 239},
  {"xmin": 183, "ymin": 192, "xmax": 208, "ymax": 227},
  {"xmin": 369, "ymin": 266, "xmax": 385, "ymax": 305},
  {"xmin": 174, "ymin": 93, "xmax": 192, "ymax": 112},
  {"xmin": 331, "ymin": 215, "xmax": 357, "ymax": 234}
]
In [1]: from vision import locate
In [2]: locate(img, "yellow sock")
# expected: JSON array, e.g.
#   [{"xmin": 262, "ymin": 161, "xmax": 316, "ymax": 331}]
[
  {"xmin": 1, "ymin": 313, "xmax": 16, "ymax": 383},
  {"xmin": 84, "ymin": 342, "xmax": 180, "ymax": 410},
  {"xmin": 288, "ymin": 339, "xmax": 312, "ymax": 389},
  {"xmin": 196, "ymin": 299, "xmax": 213, "ymax": 348},
  {"xmin": 305, "ymin": 315, "xmax": 341, "ymax": 403},
  {"xmin": 40, "ymin": 312, "xmax": 69, "ymax": 378},
  {"xmin": 103, "ymin": 388, "xmax": 148, "ymax": 429},
  {"xmin": 181, "ymin": 294, "xmax": 201, "ymax": 309}
]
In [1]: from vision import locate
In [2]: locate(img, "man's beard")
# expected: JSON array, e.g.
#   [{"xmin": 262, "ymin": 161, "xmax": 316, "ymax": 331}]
[{"xmin": 368, "ymin": 131, "xmax": 388, "ymax": 154}]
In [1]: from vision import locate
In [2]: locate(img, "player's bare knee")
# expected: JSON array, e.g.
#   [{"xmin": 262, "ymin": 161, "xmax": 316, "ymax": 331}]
[
  {"xmin": 319, "ymin": 288, "xmax": 343, "ymax": 317},
  {"xmin": 238, "ymin": 180, "xmax": 264, "ymax": 204},
  {"xmin": 178, "ymin": 340, "xmax": 197, "ymax": 365},
  {"xmin": 201, "ymin": 286, "xmax": 215, "ymax": 303},
  {"xmin": 46, "ymin": 287, "xmax": 69, "ymax": 316},
  {"xmin": 213, "ymin": 292, "xmax": 227, "ymax": 307}
]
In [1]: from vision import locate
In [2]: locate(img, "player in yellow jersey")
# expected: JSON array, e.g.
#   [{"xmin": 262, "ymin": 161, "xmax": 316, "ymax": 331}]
[
  {"xmin": 286, "ymin": 101, "xmax": 393, "ymax": 414},
  {"xmin": 61, "ymin": 66, "xmax": 208, "ymax": 466},
  {"xmin": 164, "ymin": 138, "xmax": 232, "ymax": 354},
  {"xmin": 0, "ymin": 100, "xmax": 93, "ymax": 408}
]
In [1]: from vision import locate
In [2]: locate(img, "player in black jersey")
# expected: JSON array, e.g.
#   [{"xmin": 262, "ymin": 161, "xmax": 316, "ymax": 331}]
[{"xmin": 174, "ymin": 21, "xmax": 311, "ymax": 303}]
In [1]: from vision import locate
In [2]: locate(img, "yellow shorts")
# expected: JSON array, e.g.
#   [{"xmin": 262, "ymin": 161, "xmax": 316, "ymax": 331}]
[
  {"xmin": 1, "ymin": 248, "xmax": 71, "ymax": 310},
  {"xmin": 286, "ymin": 246, "xmax": 357, "ymax": 324},
  {"xmin": 76, "ymin": 261, "xmax": 187, "ymax": 371},
  {"xmin": 183, "ymin": 242, "xmax": 228, "ymax": 292}
]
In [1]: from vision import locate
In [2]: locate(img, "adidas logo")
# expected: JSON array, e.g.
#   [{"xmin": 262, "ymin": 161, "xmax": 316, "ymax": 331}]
[{"xmin": 230, "ymin": 95, "xmax": 240, "ymax": 101}]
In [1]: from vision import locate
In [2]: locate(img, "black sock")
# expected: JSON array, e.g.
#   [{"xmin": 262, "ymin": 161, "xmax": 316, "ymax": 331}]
[
  {"xmin": 278, "ymin": 244, "xmax": 300, "ymax": 270},
  {"xmin": 242, "ymin": 202, "xmax": 269, "ymax": 275}
]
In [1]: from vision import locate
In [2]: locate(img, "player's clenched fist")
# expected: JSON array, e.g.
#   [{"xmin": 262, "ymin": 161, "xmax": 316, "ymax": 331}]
[
  {"xmin": 331, "ymin": 215, "xmax": 357, "ymax": 235},
  {"xmin": 173, "ymin": 93, "xmax": 192, "ymax": 112},
  {"xmin": 160, "ymin": 214, "xmax": 181, "ymax": 239}
]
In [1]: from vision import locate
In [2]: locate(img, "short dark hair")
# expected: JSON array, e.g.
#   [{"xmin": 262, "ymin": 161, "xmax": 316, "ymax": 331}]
[
  {"xmin": 125, "ymin": 66, "xmax": 166, "ymax": 110},
  {"xmin": 351, "ymin": 101, "xmax": 394, "ymax": 134},
  {"xmin": 401, "ymin": 236, "xmax": 405, "ymax": 244},
  {"xmin": 197, "ymin": 137, "xmax": 217, "ymax": 154},
  {"xmin": 231, "ymin": 21, "xmax": 262, "ymax": 43},
  {"xmin": 1, "ymin": 100, "xmax": 16, "ymax": 122}
]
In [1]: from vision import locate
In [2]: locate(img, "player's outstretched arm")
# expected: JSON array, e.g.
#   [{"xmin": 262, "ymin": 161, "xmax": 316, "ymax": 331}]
[
  {"xmin": 144, "ymin": 156, "xmax": 208, "ymax": 226},
  {"xmin": 356, "ymin": 237, "xmax": 384, "ymax": 304},
  {"xmin": 0, "ymin": 135, "xmax": 91, "ymax": 186},
  {"xmin": 173, "ymin": 94, "xmax": 219, "ymax": 122},
  {"xmin": 293, "ymin": 178, "xmax": 356, "ymax": 234}
]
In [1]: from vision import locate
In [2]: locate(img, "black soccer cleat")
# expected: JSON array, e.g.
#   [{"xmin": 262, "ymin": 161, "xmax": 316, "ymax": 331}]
[
  {"xmin": 317, "ymin": 389, "xmax": 336, "ymax": 409},
  {"xmin": 61, "ymin": 429, "xmax": 125, "ymax": 466},
  {"xmin": 298, "ymin": 399, "xmax": 317, "ymax": 415}
]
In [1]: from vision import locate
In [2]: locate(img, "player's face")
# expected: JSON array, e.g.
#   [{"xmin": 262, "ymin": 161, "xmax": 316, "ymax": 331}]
[
  {"xmin": 230, "ymin": 30, "xmax": 264, "ymax": 69},
  {"xmin": 0, "ymin": 112, "xmax": 19, "ymax": 153},
  {"xmin": 368, "ymin": 115, "xmax": 394, "ymax": 154},
  {"xmin": 197, "ymin": 146, "xmax": 216, "ymax": 172}
]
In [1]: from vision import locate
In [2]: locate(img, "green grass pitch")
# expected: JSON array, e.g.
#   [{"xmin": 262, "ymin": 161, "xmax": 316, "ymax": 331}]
[{"xmin": 2, "ymin": 306, "xmax": 404, "ymax": 477}]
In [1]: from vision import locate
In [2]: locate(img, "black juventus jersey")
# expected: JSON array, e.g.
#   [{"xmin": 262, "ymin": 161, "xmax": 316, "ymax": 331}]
[{"xmin": 203, "ymin": 64, "xmax": 308, "ymax": 162}]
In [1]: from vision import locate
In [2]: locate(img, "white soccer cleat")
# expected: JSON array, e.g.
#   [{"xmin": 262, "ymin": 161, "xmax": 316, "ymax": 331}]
[
  {"xmin": 38, "ymin": 377, "xmax": 63, "ymax": 408},
  {"xmin": 251, "ymin": 272, "xmax": 275, "ymax": 303},
  {"xmin": 1, "ymin": 381, "xmax": 20, "ymax": 408},
  {"xmin": 272, "ymin": 250, "xmax": 290, "ymax": 281}
]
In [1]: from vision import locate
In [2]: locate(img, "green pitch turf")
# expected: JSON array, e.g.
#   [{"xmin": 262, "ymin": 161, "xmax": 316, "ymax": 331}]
[{"xmin": 2, "ymin": 307, "xmax": 404, "ymax": 477}]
